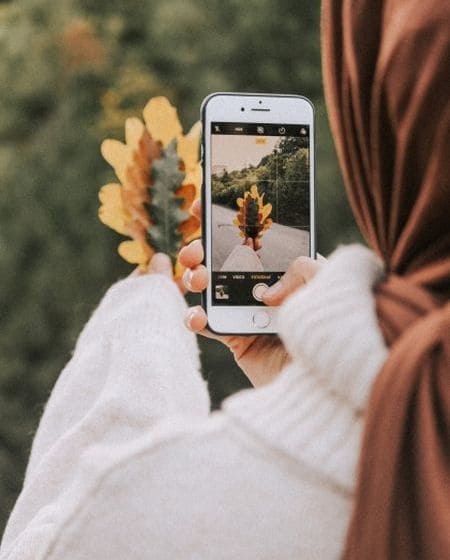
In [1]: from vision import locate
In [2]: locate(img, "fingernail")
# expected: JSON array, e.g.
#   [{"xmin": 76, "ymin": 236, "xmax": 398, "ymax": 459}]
[
  {"xmin": 191, "ymin": 239, "xmax": 203, "ymax": 251},
  {"xmin": 263, "ymin": 281, "xmax": 283, "ymax": 300},
  {"xmin": 149, "ymin": 253, "xmax": 172, "ymax": 275},
  {"xmin": 183, "ymin": 268, "xmax": 193, "ymax": 289},
  {"xmin": 185, "ymin": 309, "xmax": 196, "ymax": 328}
]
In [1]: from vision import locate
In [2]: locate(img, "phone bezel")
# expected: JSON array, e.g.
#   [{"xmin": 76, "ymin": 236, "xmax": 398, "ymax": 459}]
[{"xmin": 201, "ymin": 92, "xmax": 315, "ymax": 335}]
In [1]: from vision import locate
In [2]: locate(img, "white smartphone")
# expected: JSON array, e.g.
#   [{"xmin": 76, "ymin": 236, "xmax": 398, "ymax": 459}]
[{"xmin": 201, "ymin": 92, "xmax": 315, "ymax": 334}]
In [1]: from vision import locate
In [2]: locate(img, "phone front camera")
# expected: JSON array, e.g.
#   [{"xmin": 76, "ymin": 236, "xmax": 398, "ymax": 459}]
[{"xmin": 241, "ymin": 107, "xmax": 245, "ymax": 111}]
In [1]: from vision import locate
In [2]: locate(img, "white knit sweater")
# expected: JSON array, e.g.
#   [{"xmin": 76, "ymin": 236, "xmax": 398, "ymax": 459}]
[{"xmin": 0, "ymin": 245, "xmax": 387, "ymax": 559}]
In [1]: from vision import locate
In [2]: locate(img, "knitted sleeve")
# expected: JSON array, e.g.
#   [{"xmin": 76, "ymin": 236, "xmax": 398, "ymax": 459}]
[
  {"xmin": 223, "ymin": 245, "xmax": 389, "ymax": 495},
  {"xmin": 279, "ymin": 245, "xmax": 388, "ymax": 412},
  {"xmin": 0, "ymin": 273, "xmax": 209, "ymax": 553}
]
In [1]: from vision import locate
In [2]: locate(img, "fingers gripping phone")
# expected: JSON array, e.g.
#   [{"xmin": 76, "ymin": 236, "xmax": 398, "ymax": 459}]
[{"xmin": 201, "ymin": 93, "xmax": 315, "ymax": 334}]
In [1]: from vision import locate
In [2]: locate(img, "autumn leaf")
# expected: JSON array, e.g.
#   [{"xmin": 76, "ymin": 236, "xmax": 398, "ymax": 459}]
[
  {"xmin": 233, "ymin": 184, "xmax": 273, "ymax": 247},
  {"xmin": 98, "ymin": 96, "xmax": 201, "ymax": 275}
]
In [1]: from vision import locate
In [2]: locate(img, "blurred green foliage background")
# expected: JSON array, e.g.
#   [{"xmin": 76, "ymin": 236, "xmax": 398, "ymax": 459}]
[{"xmin": 0, "ymin": 0, "xmax": 359, "ymax": 533}]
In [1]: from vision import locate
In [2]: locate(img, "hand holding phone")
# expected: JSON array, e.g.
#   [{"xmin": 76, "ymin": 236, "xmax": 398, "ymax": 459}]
[
  {"xmin": 201, "ymin": 93, "xmax": 316, "ymax": 334},
  {"xmin": 179, "ymin": 203, "xmax": 323, "ymax": 387}
]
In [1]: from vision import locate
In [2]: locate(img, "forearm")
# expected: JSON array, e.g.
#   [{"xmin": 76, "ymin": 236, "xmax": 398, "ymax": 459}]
[
  {"xmin": 27, "ymin": 273, "xmax": 208, "ymax": 473},
  {"xmin": 1, "ymin": 273, "xmax": 209, "ymax": 552}
]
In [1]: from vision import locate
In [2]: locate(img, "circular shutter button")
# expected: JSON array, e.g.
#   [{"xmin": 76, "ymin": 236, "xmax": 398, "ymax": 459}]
[
  {"xmin": 252, "ymin": 310, "xmax": 271, "ymax": 328},
  {"xmin": 252, "ymin": 282, "xmax": 269, "ymax": 302}
]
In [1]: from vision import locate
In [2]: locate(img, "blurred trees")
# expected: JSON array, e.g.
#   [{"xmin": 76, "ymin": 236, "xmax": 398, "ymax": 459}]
[
  {"xmin": 0, "ymin": 0, "xmax": 359, "ymax": 533},
  {"xmin": 212, "ymin": 137, "xmax": 310, "ymax": 229}
]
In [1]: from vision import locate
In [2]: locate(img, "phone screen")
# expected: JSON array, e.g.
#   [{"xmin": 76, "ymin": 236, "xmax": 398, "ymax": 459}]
[{"xmin": 210, "ymin": 122, "xmax": 311, "ymax": 306}]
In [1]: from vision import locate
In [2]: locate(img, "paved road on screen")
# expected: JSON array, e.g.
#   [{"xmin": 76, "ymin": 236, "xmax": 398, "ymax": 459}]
[{"xmin": 211, "ymin": 203, "xmax": 310, "ymax": 271}]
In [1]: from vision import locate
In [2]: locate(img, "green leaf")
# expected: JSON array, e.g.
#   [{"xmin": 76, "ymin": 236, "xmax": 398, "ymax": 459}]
[{"xmin": 146, "ymin": 139, "xmax": 187, "ymax": 262}]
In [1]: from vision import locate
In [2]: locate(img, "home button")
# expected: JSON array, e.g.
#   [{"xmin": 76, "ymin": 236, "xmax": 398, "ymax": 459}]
[{"xmin": 252, "ymin": 310, "xmax": 271, "ymax": 328}]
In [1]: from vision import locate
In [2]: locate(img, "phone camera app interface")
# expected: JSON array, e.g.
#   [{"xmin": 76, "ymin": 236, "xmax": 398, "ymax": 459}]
[{"xmin": 211, "ymin": 122, "xmax": 310, "ymax": 306}]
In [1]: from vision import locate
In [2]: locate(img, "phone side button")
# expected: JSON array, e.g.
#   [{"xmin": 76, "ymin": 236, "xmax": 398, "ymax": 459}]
[{"xmin": 252, "ymin": 310, "xmax": 271, "ymax": 328}]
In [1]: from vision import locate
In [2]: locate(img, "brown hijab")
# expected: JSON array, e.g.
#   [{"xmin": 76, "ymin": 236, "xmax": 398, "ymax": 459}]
[{"xmin": 321, "ymin": 0, "xmax": 450, "ymax": 558}]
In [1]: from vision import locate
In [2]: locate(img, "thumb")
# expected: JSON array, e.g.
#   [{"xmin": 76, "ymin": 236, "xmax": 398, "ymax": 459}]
[
  {"xmin": 263, "ymin": 256, "xmax": 321, "ymax": 306},
  {"xmin": 148, "ymin": 253, "xmax": 173, "ymax": 278}
]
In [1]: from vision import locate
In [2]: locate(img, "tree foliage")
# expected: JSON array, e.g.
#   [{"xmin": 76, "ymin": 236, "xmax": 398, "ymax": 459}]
[
  {"xmin": 0, "ymin": 0, "xmax": 359, "ymax": 532},
  {"xmin": 213, "ymin": 136, "xmax": 310, "ymax": 228}
]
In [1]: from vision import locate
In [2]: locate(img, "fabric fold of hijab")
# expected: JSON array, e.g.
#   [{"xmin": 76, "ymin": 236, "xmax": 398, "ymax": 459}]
[{"xmin": 321, "ymin": 0, "xmax": 450, "ymax": 558}]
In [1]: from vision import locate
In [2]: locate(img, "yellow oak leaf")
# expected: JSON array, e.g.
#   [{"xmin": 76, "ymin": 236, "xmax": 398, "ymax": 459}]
[
  {"xmin": 98, "ymin": 183, "xmax": 129, "ymax": 235},
  {"xmin": 178, "ymin": 121, "xmax": 202, "ymax": 192},
  {"xmin": 101, "ymin": 140, "xmax": 128, "ymax": 185},
  {"xmin": 118, "ymin": 239, "xmax": 153, "ymax": 265},
  {"xmin": 233, "ymin": 184, "xmax": 272, "ymax": 245},
  {"xmin": 99, "ymin": 96, "xmax": 201, "ymax": 276},
  {"xmin": 143, "ymin": 97, "xmax": 183, "ymax": 147}
]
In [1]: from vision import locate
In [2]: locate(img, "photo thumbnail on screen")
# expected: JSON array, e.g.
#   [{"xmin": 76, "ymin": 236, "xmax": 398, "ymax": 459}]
[{"xmin": 210, "ymin": 122, "xmax": 310, "ymax": 306}]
